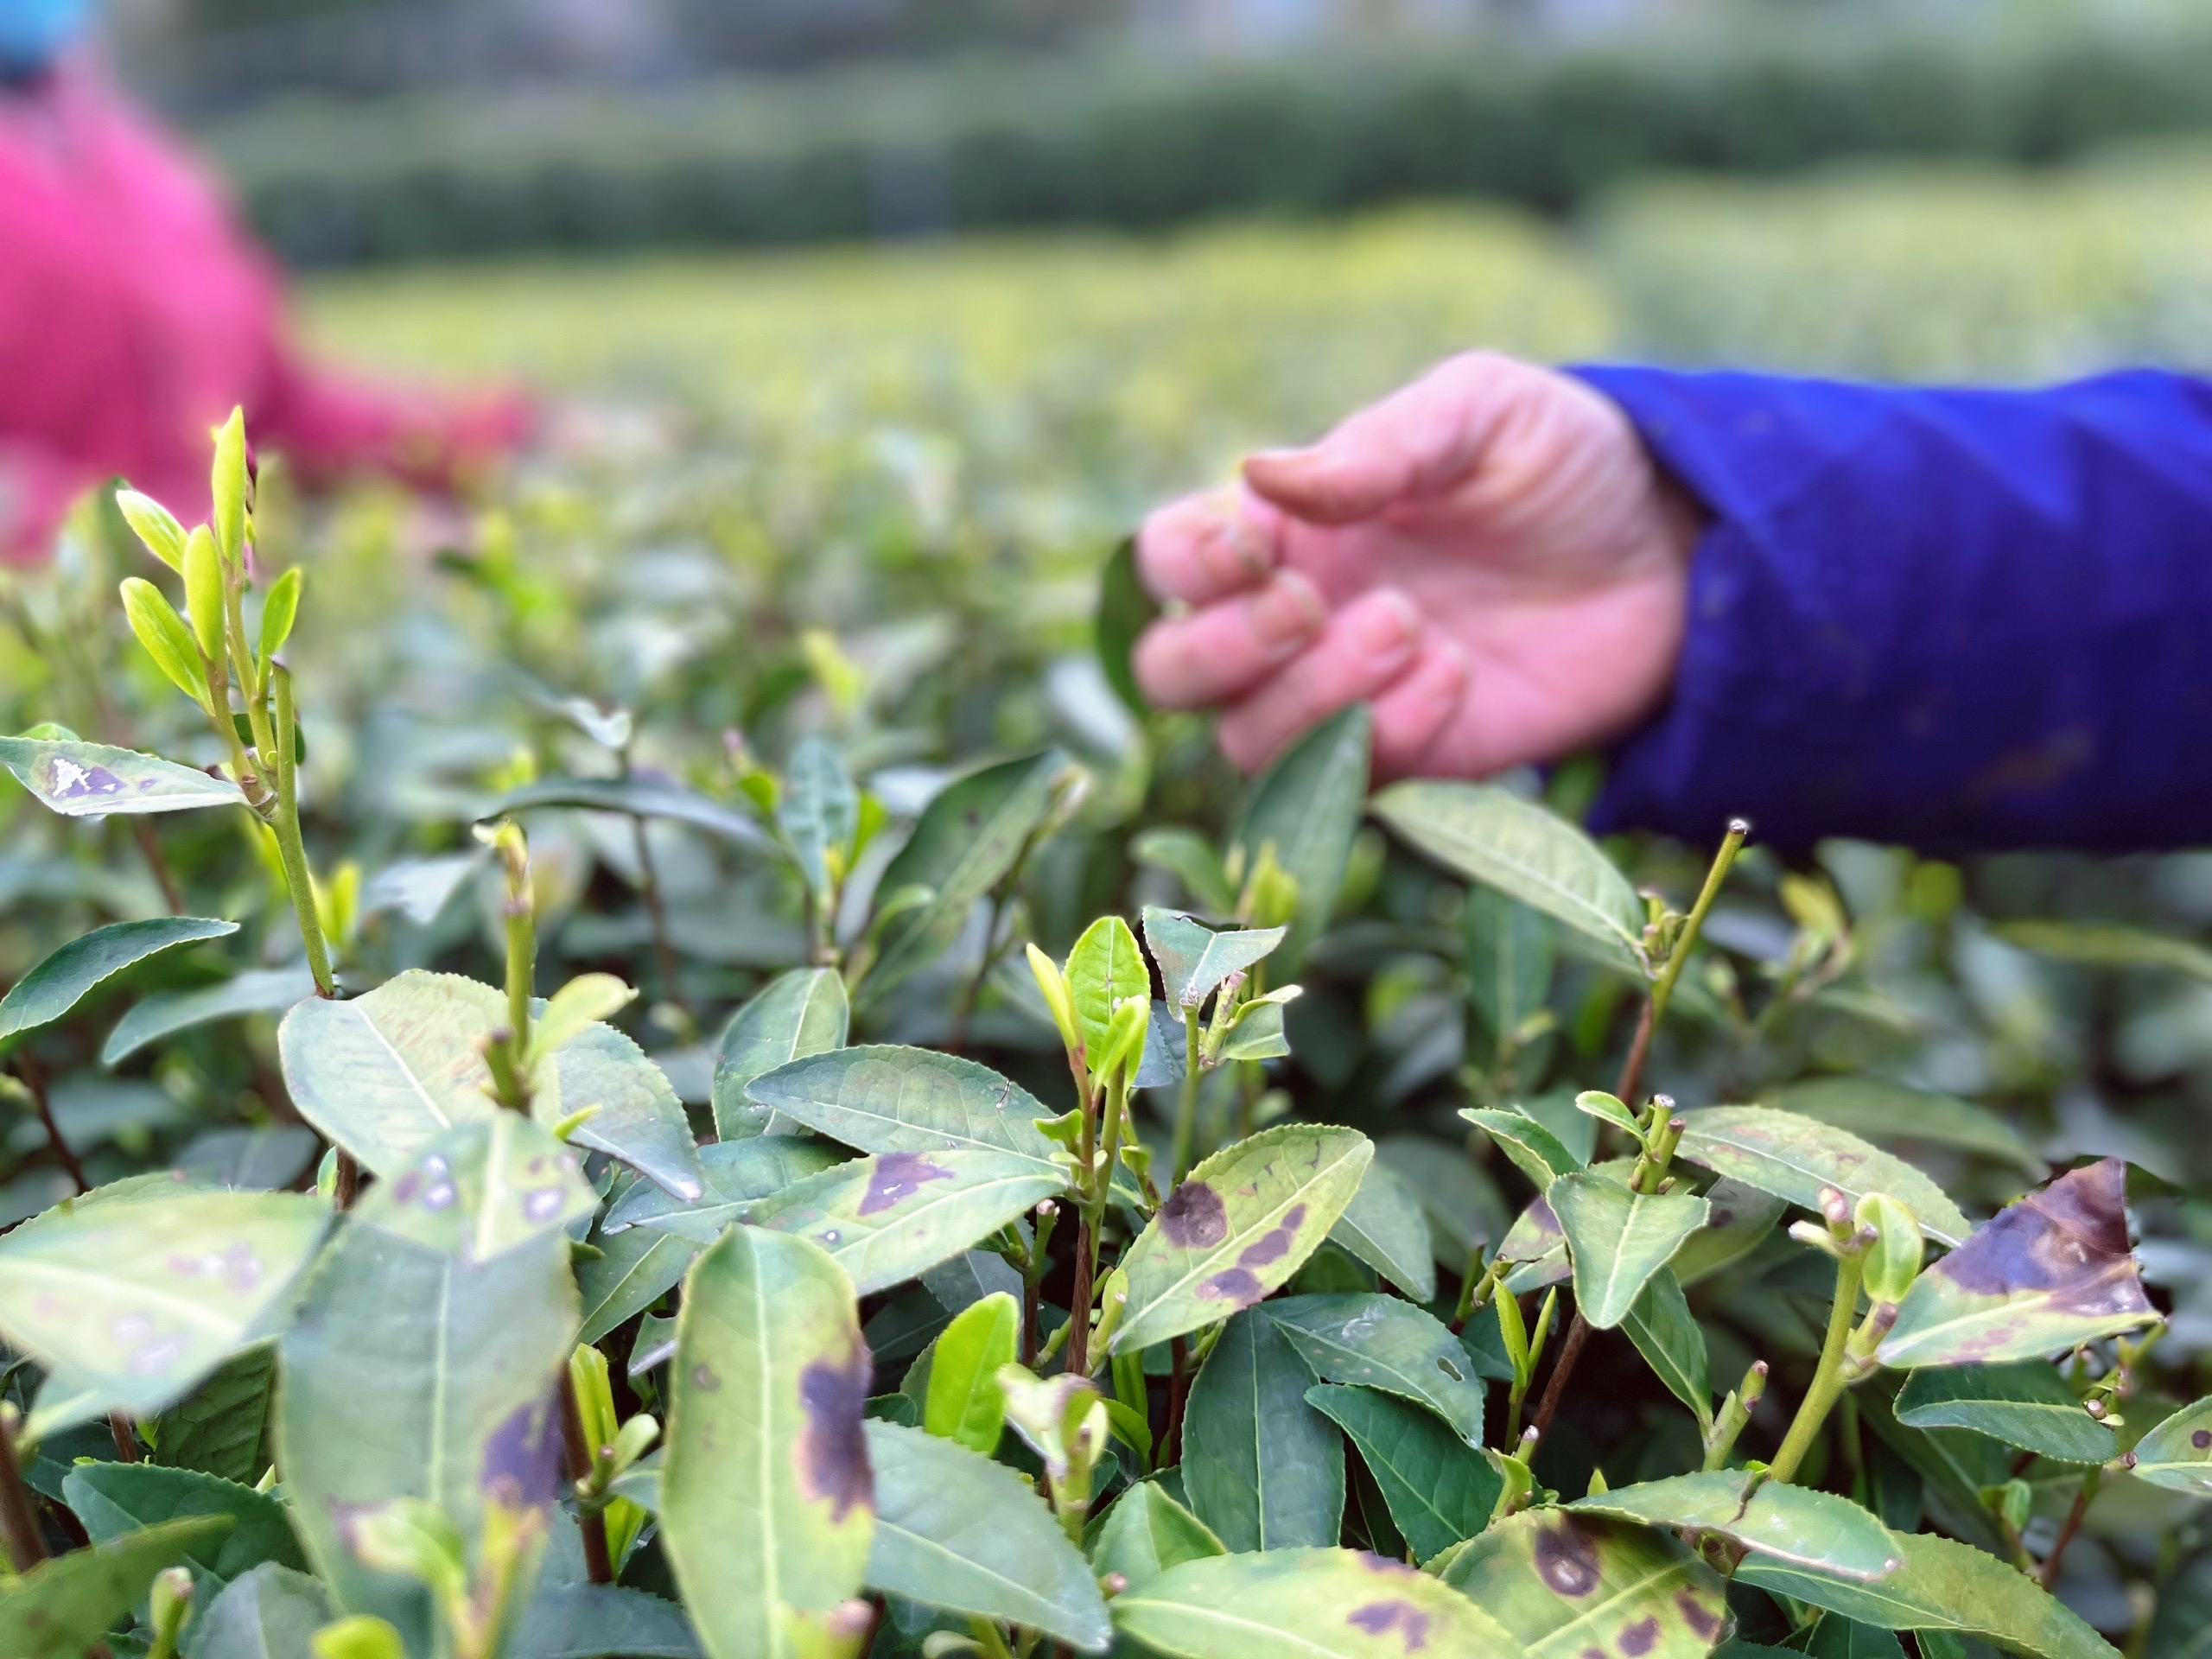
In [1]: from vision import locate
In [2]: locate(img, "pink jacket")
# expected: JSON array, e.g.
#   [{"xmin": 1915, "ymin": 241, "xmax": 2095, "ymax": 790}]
[{"xmin": 0, "ymin": 60, "xmax": 523, "ymax": 561}]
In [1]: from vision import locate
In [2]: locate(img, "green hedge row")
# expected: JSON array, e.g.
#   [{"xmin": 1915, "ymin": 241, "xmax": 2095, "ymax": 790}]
[{"xmin": 204, "ymin": 17, "xmax": 2212, "ymax": 264}]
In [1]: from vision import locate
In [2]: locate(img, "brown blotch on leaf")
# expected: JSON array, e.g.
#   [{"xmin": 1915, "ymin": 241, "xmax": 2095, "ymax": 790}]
[
  {"xmin": 794, "ymin": 1342, "xmax": 874, "ymax": 1523},
  {"xmin": 859, "ymin": 1152, "xmax": 955, "ymax": 1217},
  {"xmin": 1535, "ymin": 1519, "xmax": 1603, "ymax": 1598},
  {"xmin": 1618, "ymin": 1615, "xmax": 1660, "ymax": 1656},
  {"xmin": 1936, "ymin": 1158, "xmax": 2153, "ymax": 1319},
  {"xmin": 1675, "ymin": 1589, "xmax": 1722, "ymax": 1642},
  {"xmin": 1158, "ymin": 1180, "xmax": 1230, "ymax": 1249},
  {"xmin": 1345, "ymin": 1600, "xmax": 1431, "ymax": 1653}
]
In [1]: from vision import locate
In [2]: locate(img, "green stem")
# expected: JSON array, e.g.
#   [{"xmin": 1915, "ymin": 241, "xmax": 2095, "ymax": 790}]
[
  {"xmin": 269, "ymin": 668, "xmax": 335, "ymax": 1000},
  {"xmin": 1769, "ymin": 1249, "xmax": 1866, "ymax": 1485},
  {"xmin": 1649, "ymin": 817, "xmax": 1748, "ymax": 1026},
  {"xmin": 1173, "ymin": 1008, "xmax": 1202, "ymax": 1183}
]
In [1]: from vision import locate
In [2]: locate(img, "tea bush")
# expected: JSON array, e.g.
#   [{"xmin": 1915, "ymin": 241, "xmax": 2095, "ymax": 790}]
[{"xmin": 2, "ymin": 219, "xmax": 2212, "ymax": 1658}]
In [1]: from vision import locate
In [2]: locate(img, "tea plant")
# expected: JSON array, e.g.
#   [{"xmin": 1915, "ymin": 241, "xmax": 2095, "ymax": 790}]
[{"xmin": 0, "ymin": 415, "xmax": 2200, "ymax": 1659}]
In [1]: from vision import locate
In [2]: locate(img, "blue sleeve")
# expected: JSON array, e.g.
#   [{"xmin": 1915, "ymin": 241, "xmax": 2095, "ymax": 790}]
[{"xmin": 1570, "ymin": 365, "xmax": 2212, "ymax": 855}]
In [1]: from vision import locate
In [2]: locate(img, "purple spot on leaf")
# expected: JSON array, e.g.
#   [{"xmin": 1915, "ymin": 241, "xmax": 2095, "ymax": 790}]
[
  {"xmin": 41, "ymin": 759, "xmax": 128, "ymax": 800},
  {"xmin": 859, "ymin": 1152, "xmax": 955, "ymax": 1216},
  {"xmin": 1345, "ymin": 1601, "xmax": 1430, "ymax": 1653},
  {"xmin": 480, "ymin": 1394, "xmax": 564, "ymax": 1510},
  {"xmin": 2192, "ymin": 1430, "xmax": 2210, "ymax": 1451},
  {"xmin": 1618, "ymin": 1616, "xmax": 1659, "ymax": 1656},
  {"xmin": 523, "ymin": 1187, "xmax": 564, "ymax": 1223},
  {"xmin": 795, "ymin": 1343, "xmax": 874, "ymax": 1522},
  {"xmin": 1675, "ymin": 1591, "xmax": 1721, "ymax": 1641},
  {"xmin": 1158, "ymin": 1181, "xmax": 1229, "ymax": 1249},
  {"xmin": 1936, "ymin": 1159, "xmax": 2152, "ymax": 1319},
  {"xmin": 1198, "ymin": 1268, "xmax": 1263, "ymax": 1306},
  {"xmin": 1535, "ymin": 1520, "xmax": 1603, "ymax": 1597}
]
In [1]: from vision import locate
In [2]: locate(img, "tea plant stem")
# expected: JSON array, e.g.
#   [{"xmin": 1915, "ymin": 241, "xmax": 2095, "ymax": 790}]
[
  {"xmin": 1164, "ymin": 1336, "xmax": 1189, "ymax": 1466},
  {"xmin": 629, "ymin": 817, "xmax": 681, "ymax": 1012},
  {"xmin": 1172, "ymin": 1008, "xmax": 1202, "ymax": 1184},
  {"xmin": 1770, "ymin": 1250, "xmax": 1867, "ymax": 1485},
  {"xmin": 1528, "ymin": 1312, "xmax": 1588, "ymax": 1443},
  {"xmin": 14, "ymin": 1058, "xmax": 88, "ymax": 1195},
  {"xmin": 270, "ymin": 667, "xmax": 336, "ymax": 1001},
  {"xmin": 1648, "ymin": 818, "xmax": 1748, "ymax": 1027},
  {"xmin": 129, "ymin": 821, "xmax": 185, "ymax": 916},
  {"xmin": 2041, "ymin": 1467, "xmax": 2101, "ymax": 1592},
  {"xmin": 0, "ymin": 1407, "xmax": 47, "ymax": 1569},
  {"xmin": 558, "ymin": 1371, "xmax": 615, "ymax": 1586},
  {"xmin": 106, "ymin": 1412, "xmax": 139, "ymax": 1462}
]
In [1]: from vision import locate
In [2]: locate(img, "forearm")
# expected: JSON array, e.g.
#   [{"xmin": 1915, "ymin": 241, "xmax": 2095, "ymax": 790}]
[{"xmin": 1576, "ymin": 365, "xmax": 2212, "ymax": 853}]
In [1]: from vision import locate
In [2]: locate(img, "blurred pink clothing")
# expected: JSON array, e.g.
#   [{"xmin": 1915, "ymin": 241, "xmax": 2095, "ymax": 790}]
[{"xmin": 0, "ymin": 60, "xmax": 523, "ymax": 562}]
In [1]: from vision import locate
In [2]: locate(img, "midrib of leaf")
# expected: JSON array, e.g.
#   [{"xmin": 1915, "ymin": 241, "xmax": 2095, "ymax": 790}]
[
  {"xmin": 582, "ymin": 1234, "xmax": 693, "ymax": 1331},
  {"xmin": 1341, "ymin": 1420, "xmax": 1458, "ymax": 1538},
  {"xmin": 874, "ymin": 1507, "xmax": 1064, "ymax": 1624},
  {"xmin": 353, "ymin": 1003, "xmax": 465, "ymax": 1128}
]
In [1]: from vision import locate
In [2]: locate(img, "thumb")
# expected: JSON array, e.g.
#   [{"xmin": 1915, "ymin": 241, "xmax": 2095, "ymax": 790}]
[{"xmin": 1240, "ymin": 351, "xmax": 1516, "ymax": 525}]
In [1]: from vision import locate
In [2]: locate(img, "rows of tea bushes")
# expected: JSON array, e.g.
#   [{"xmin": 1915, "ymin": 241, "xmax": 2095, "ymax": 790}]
[{"xmin": 199, "ymin": 10, "xmax": 2212, "ymax": 264}]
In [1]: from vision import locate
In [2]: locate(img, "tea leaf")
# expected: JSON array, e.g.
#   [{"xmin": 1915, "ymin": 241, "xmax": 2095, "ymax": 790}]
[
  {"xmin": 712, "ymin": 968, "xmax": 849, "ymax": 1138},
  {"xmin": 259, "ymin": 564, "xmax": 304, "ymax": 663},
  {"xmin": 0, "ymin": 916, "xmax": 238, "ymax": 1054},
  {"xmin": 1130, "ymin": 828, "xmax": 1237, "ymax": 916},
  {"xmin": 1067, "ymin": 913, "xmax": 1148, "ymax": 1065},
  {"xmin": 534, "ymin": 973, "xmax": 637, "ymax": 1059},
  {"xmin": 1183, "ymin": 1306, "xmax": 1344, "ymax": 1551},
  {"xmin": 1878, "ymin": 1160, "xmax": 2158, "ymax": 1368},
  {"xmin": 662, "ymin": 1227, "xmax": 875, "ymax": 1656},
  {"xmin": 1268, "ymin": 1293, "xmax": 1486, "ymax": 1444},
  {"xmin": 0, "ymin": 1185, "xmax": 326, "ymax": 1434},
  {"xmin": 1618, "ymin": 1268, "xmax": 1711, "ymax": 1431},
  {"xmin": 0, "ymin": 1516, "xmax": 232, "ymax": 1659},
  {"xmin": 1769, "ymin": 1077, "xmax": 2048, "ymax": 1179},
  {"xmin": 1571, "ymin": 1471, "xmax": 1904, "ymax": 1580},
  {"xmin": 277, "ymin": 969, "xmax": 504, "ymax": 1175},
  {"xmin": 1798, "ymin": 1618, "xmax": 1909, "ymax": 1658},
  {"xmin": 104, "ymin": 963, "xmax": 315, "ymax": 1065},
  {"xmin": 1548, "ymin": 1171, "xmax": 1710, "ymax": 1330},
  {"xmin": 2124, "ymin": 1395, "xmax": 2212, "ymax": 1496},
  {"xmin": 0, "ymin": 734, "xmax": 243, "ymax": 817},
  {"xmin": 1326, "ymin": 1160, "xmax": 1437, "ymax": 1302},
  {"xmin": 1893, "ymin": 1363, "xmax": 2118, "ymax": 1464},
  {"xmin": 744, "ymin": 1045, "xmax": 1061, "ymax": 1176},
  {"xmin": 924, "ymin": 1290, "xmax": 1018, "ymax": 1453},
  {"xmin": 1086, "ymin": 1480, "xmax": 1225, "ymax": 1595},
  {"xmin": 1435, "ymin": 1508, "xmax": 1729, "ymax": 1658},
  {"xmin": 1095, "ymin": 534, "xmax": 1160, "ymax": 715},
  {"xmin": 1109, "ymin": 1547, "xmax": 1527, "ymax": 1658},
  {"xmin": 1669, "ymin": 1179, "xmax": 1789, "ymax": 1287},
  {"xmin": 1305, "ymin": 1383, "xmax": 1500, "ymax": 1562},
  {"xmin": 867, "ymin": 750, "xmax": 1075, "ymax": 999},
  {"xmin": 507, "ymin": 1583, "xmax": 708, "ymax": 1659},
  {"xmin": 549, "ymin": 1021, "xmax": 706, "ymax": 1201},
  {"xmin": 747, "ymin": 1149, "xmax": 1064, "ymax": 1295},
  {"xmin": 493, "ymin": 774, "xmax": 774, "ymax": 851},
  {"xmin": 121, "ymin": 576, "xmax": 213, "ymax": 709},
  {"xmin": 607, "ymin": 1135, "xmax": 848, "ymax": 1244},
  {"xmin": 1114, "ymin": 1123, "xmax": 1371, "ymax": 1352},
  {"xmin": 1231, "ymin": 704, "xmax": 1370, "ymax": 969},
  {"xmin": 1370, "ymin": 780, "xmax": 1646, "ymax": 972},
  {"xmin": 779, "ymin": 738, "xmax": 860, "ymax": 905},
  {"xmin": 1736, "ymin": 1531, "xmax": 2121, "ymax": 1658},
  {"xmin": 1465, "ymin": 887, "xmax": 1559, "ymax": 1049},
  {"xmin": 1675, "ymin": 1107, "xmax": 1973, "ymax": 1247},
  {"xmin": 1998, "ymin": 919, "xmax": 2212, "ymax": 982},
  {"xmin": 116, "ymin": 486, "xmax": 188, "ymax": 570},
  {"xmin": 1140, "ymin": 908, "xmax": 1287, "ymax": 1010},
  {"xmin": 278, "ymin": 1119, "xmax": 582, "ymax": 1645},
  {"xmin": 862, "ymin": 1419, "xmax": 1112, "ymax": 1651},
  {"xmin": 180, "ymin": 1562, "xmax": 334, "ymax": 1659},
  {"xmin": 64, "ymin": 1460, "xmax": 308, "ymax": 1588},
  {"xmin": 1462, "ymin": 1108, "xmax": 1586, "ymax": 1192},
  {"xmin": 149, "ymin": 1342, "xmax": 277, "ymax": 1484},
  {"xmin": 578, "ymin": 1225, "xmax": 697, "ymax": 1346},
  {"xmin": 360, "ymin": 852, "xmax": 484, "ymax": 928}
]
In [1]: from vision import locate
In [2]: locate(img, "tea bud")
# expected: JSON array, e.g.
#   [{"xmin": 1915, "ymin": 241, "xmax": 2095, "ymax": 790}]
[{"xmin": 1855, "ymin": 1192, "xmax": 1923, "ymax": 1303}]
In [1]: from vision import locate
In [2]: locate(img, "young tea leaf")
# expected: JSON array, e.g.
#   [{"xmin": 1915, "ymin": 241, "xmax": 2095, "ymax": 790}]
[
  {"xmin": 1548, "ymin": 1171, "xmax": 1710, "ymax": 1330},
  {"xmin": 1086, "ymin": 1480, "xmax": 1225, "ymax": 1596},
  {"xmin": 1618, "ymin": 1268, "xmax": 1712, "ymax": 1432},
  {"xmin": 924, "ymin": 1290, "xmax": 1019, "ymax": 1454},
  {"xmin": 548, "ymin": 1020, "xmax": 705, "ymax": 1201},
  {"xmin": 1113, "ymin": 1123, "xmax": 1372, "ymax": 1352},
  {"xmin": 1182, "ymin": 1306, "xmax": 1344, "ymax": 1551},
  {"xmin": 1675, "ymin": 1106, "xmax": 1973, "ymax": 1247},
  {"xmin": 1436, "ymin": 1508, "xmax": 1729, "ymax": 1658},
  {"xmin": 1878, "ymin": 1160, "xmax": 2158, "ymax": 1369},
  {"xmin": 0, "ymin": 916, "xmax": 237, "ymax": 1055},
  {"xmin": 0, "ymin": 734, "xmax": 244, "ymax": 817},
  {"xmin": 1305, "ymin": 1384, "xmax": 1500, "ymax": 1562},
  {"xmin": 1230, "ymin": 704, "xmax": 1370, "ymax": 969},
  {"xmin": 1892, "ymin": 1362, "xmax": 2118, "ymax": 1464},
  {"xmin": 119, "ymin": 578, "xmax": 213, "ymax": 711},
  {"xmin": 711, "ymin": 966, "xmax": 849, "ymax": 1138},
  {"xmin": 1140, "ymin": 907, "xmax": 1287, "ymax": 1010},
  {"xmin": 1067, "ymin": 912, "xmax": 1148, "ymax": 1067},
  {"xmin": 115, "ymin": 486, "xmax": 188, "ymax": 570},
  {"xmin": 1462, "ymin": 1107, "xmax": 1586, "ymax": 1193}
]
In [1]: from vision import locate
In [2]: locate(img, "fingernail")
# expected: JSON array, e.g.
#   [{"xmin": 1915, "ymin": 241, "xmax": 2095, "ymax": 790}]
[
  {"xmin": 1351, "ymin": 589, "xmax": 1419, "ymax": 656},
  {"xmin": 1246, "ymin": 575, "xmax": 1324, "ymax": 650}
]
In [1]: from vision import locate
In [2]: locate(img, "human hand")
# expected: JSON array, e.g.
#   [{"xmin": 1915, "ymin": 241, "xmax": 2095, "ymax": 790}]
[{"xmin": 1131, "ymin": 353, "xmax": 1698, "ymax": 779}]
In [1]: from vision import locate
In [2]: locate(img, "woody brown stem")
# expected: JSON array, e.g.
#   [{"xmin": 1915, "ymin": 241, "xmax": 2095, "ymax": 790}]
[{"xmin": 559, "ymin": 1371, "xmax": 614, "ymax": 1586}]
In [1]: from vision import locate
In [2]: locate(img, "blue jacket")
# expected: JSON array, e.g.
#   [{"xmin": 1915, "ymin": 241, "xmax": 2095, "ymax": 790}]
[{"xmin": 1574, "ymin": 366, "xmax": 2212, "ymax": 853}]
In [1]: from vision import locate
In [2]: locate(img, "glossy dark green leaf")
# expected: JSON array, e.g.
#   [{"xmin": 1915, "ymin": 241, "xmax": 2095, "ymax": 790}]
[
  {"xmin": 1436, "ymin": 1508, "xmax": 1730, "ymax": 1658},
  {"xmin": 1548, "ymin": 1171, "xmax": 1709, "ymax": 1331},
  {"xmin": 1113, "ymin": 1124, "xmax": 1371, "ymax": 1352},
  {"xmin": 747, "ymin": 1148, "xmax": 1063, "ymax": 1294},
  {"xmin": 1086, "ymin": 1480, "xmax": 1225, "ymax": 1595},
  {"xmin": 1879, "ymin": 1160, "xmax": 2158, "ymax": 1369},
  {"xmin": 605, "ymin": 1135, "xmax": 846, "ymax": 1243},
  {"xmin": 779, "ymin": 737, "xmax": 859, "ymax": 905},
  {"xmin": 1268, "ymin": 1293, "xmax": 1485, "ymax": 1444},
  {"xmin": 744, "ymin": 1045, "xmax": 1061, "ymax": 1176},
  {"xmin": 1801, "ymin": 1617, "xmax": 1909, "ymax": 1658},
  {"xmin": 867, "ymin": 750, "xmax": 1074, "ymax": 998},
  {"xmin": 1770, "ymin": 1077, "xmax": 2047, "ymax": 1179},
  {"xmin": 1736, "ymin": 1531, "xmax": 2120, "ymax": 1658},
  {"xmin": 1231, "ymin": 704, "xmax": 1370, "ymax": 968},
  {"xmin": 1110, "ymin": 1548, "xmax": 1528, "ymax": 1657},
  {"xmin": 149, "ymin": 1342, "xmax": 276, "ymax": 1484},
  {"xmin": 0, "ymin": 917, "xmax": 238, "ymax": 1054},
  {"xmin": 1893, "ymin": 1362, "xmax": 2117, "ymax": 1463},
  {"xmin": 711, "ymin": 967, "xmax": 849, "ymax": 1138},
  {"xmin": 1619, "ymin": 1268, "xmax": 1710, "ymax": 1431},
  {"xmin": 1462, "ymin": 1107, "xmax": 1585, "ymax": 1192},
  {"xmin": 1570, "ymin": 1471, "xmax": 1903, "ymax": 1580},
  {"xmin": 1327, "ymin": 1160, "xmax": 1437, "ymax": 1301},
  {"xmin": 64, "ymin": 1460, "xmax": 308, "ymax": 1588},
  {"xmin": 1675, "ymin": 1106, "xmax": 1972, "ymax": 1247},
  {"xmin": 1669, "ymin": 1179, "xmax": 1788, "ymax": 1287},
  {"xmin": 0, "ymin": 735, "xmax": 245, "ymax": 817},
  {"xmin": 492, "ymin": 774, "xmax": 773, "ymax": 850},
  {"xmin": 1140, "ymin": 908, "xmax": 1287, "ymax": 1010},
  {"xmin": 1183, "ymin": 1306, "xmax": 1344, "ymax": 1551},
  {"xmin": 663, "ymin": 1226, "xmax": 874, "ymax": 1653},
  {"xmin": 2127, "ymin": 1395, "xmax": 2212, "ymax": 1496},
  {"xmin": 0, "ymin": 1516, "xmax": 231, "ymax": 1658},
  {"xmin": 862, "ymin": 1419, "xmax": 1111, "ymax": 1650},
  {"xmin": 1371, "ymin": 779, "xmax": 1646, "ymax": 972},
  {"xmin": 1306, "ymin": 1383, "xmax": 1499, "ymax": 1562},
  {"xmin": 180, "ymin": 1562, "xmax": 334, "ymax": 1659},
  {"xmin": 103, "ymin": 963, "xmax": 315, "ymax": 1065},
  {"xmin": 1096, "ymin": 533, "xmax": 1160, "ymax": 715},
  {"xmin": 508, "ymin": 1584, "xmax": 706, "ymax": 1659}
]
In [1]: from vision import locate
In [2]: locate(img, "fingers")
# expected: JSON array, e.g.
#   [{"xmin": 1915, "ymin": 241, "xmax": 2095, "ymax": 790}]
[
  {"xmin": 1215, "ymin": 588, "xmax": 1427, "ymax": 772},
  {"xmin": 1241, "ymin": 352, "xmax": 1528, "ymax": 525},
  {"xmin": 1370, "ymin": 640, "xmax": 1471, "ymax": 780},
  {"xmin": 1131, "ymin": 571, "xmax": 1326, "ymax": 710},
  {"xmin": 1135, "ymin": 487, "xmax": 1280, "ymax": 606}
]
